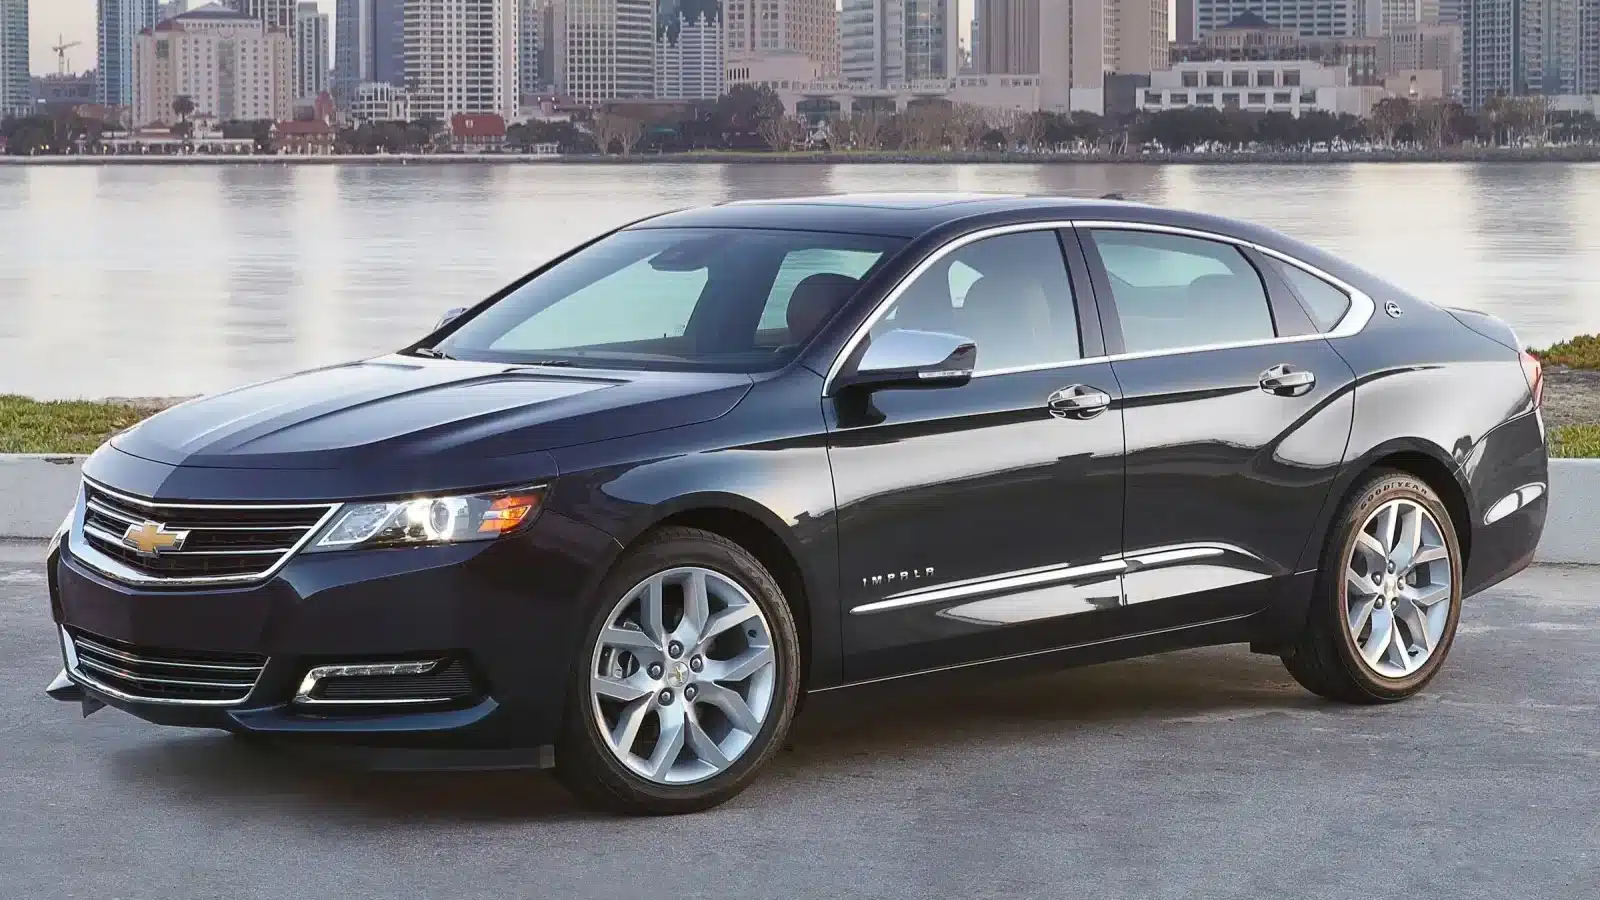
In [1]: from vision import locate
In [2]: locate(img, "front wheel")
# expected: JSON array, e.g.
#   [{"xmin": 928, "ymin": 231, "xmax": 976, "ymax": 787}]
[
  {"xmin": 1282, "ymin": 470, "xmax": 1464, "ymax": 704},
  {"xmin": 555, "ymin": 527, "xmax": 801, "ymax": 815}
]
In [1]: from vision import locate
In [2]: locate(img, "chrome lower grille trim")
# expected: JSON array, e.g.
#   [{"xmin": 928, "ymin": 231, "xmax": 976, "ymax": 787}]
[
  {"xmin": 62, "ymin": 628, "xmax": 267, "ymax": 707},
  {"xmin": 71, "ymin": 479, "xmax": 340, "ymax": 587}
]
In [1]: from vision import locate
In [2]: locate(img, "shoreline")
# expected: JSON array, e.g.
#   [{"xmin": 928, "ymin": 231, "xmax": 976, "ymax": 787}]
[{"xmin": 6, "ymin": 146, "xmax": 1600, "ymax": 166}]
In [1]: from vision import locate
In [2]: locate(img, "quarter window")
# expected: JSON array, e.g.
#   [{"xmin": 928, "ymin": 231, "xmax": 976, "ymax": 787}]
[
  {"xmin": 1269, "ymin": 258, "xmax": 1352, "ymax": 331},
  {"xmin": 872, "ymin": 231, "xmax": 1081, "ymax": 372},
  {"xmin": 1088, "ymin": 230, "xmax": 1276, "ymax": 354}
]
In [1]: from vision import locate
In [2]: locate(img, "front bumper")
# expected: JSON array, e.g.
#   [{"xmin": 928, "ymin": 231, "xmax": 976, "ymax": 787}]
[{"xmin": 46, "ymin": 506, "xmax": 621, "ymax": 761}]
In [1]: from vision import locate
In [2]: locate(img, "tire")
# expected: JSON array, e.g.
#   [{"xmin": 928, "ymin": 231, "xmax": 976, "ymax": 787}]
[
  {"xmin": 1282, "ymin": 470, "xmax": 1464, "ymax": 704},
  {"xmin": 554, "ymin": 526, "xmax": 802, "ymax": 815}
]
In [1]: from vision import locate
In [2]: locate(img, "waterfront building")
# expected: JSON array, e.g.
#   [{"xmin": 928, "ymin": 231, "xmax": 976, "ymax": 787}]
[
  {"xmin": 520, "ymin": 0, "xmax": 545, "ymax": 97},
  {"xmin": 33, "ymin": 73, "xmax": 100, "ymax": 108},
  {"xmin": 133, "ymin": 4, "xmax": 294, "ymax": 126},
  {"xmin": 295, "ymin": 1, "xmax": 330, "ymax": 100},
  {"xmin": 963, "ymin": 0, "xmax": 1165, "ymax": 113},
  {"xmin": 1380, "ymin": 22, "xmax": 1461, "ymax": 96},
  {"xmin": 350, "ymin": 79, "xmax": 411, "ymax": 119},
  {"xmin": 841, "ymin": 0, "xmax": 959, "ymax": 87},
  {"xmin": 333, "ymin": 0, "xmax": 404, "ymax": 106},
  {"xmin": 1141, "ymin": 59, "xmax": 1382, "ymax": 116},
  {"xmin": 101, "ymin": 0, "xmax": 162, "ymax": 107},
  {"xmin": 0, "ymin": 0, "xmax": 26, "ymax": 118},
  {"xmin": 724, "ymin": 0, "xmax": 839, "ymax": 77},
  {"xmin": 974, "ymin": 0, "xmax": 1035, "ymax": 73},
  {"xmin": 556, "ymin": 0, "xmax": 656, "ymax": 104},
  {"xmin": 1583, "ymin": 0, "xmax": 1600, "ymax": 92},
  {"xmin": 1173, "ymin": 13, "xmax": 1383, "ymax": 85},
  {"xmin": 1460, "ymin": 0, "xmax": 1580, "ymax": 105},
  {"xmin": 405, "ymin": 0, "xmax": 518, "ymax": 120},
  {"xmin": 1190, "ymin": 0, "xmax": 1380, "ymax": 39},
  {"xmin": 224, "ymin": 0, "xmax": 296, "ymax": 29},
  {"xmin": 656, "ymin": 11, "xmax": 724, "ymax": 99}
]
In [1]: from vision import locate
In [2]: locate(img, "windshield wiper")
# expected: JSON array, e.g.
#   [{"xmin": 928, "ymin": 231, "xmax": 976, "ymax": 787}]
[
  {"xmin": 412, "ymin": 346, "xmax": 454, "ymax": 360},
  {"xmin": 521, "ymin": 359, "xmax": 577, "ymax": 367}
]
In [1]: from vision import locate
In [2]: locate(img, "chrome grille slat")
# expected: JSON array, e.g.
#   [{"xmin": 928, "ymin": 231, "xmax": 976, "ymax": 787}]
[
  {"xmin": 76, "ymin": 480, "xmax": 339, "ymax": 586},
  {"xmin": 64, "ymin": 628, "xmax": 267, "ymax": 706}
]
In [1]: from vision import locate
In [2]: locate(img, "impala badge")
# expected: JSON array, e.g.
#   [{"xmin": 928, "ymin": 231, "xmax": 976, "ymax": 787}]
[{"xmin": 863, "ymin": 567, "xmax": 935, "ymax": 589}]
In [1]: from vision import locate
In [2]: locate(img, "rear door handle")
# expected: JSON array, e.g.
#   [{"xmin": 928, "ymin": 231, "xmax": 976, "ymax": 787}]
[
  {"xmin": 1047, "ymin": 385, "xmax": 1112, "ymax": 419},
  {"xmin": 1260, "ymin": 364, "xmax": 1316, "ymax": 397}
]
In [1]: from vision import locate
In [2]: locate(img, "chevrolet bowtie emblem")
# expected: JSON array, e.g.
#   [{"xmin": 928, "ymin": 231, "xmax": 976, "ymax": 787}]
[{"xmin": 121, "ymin": 521, "xmax": 190, "ymax": 558}]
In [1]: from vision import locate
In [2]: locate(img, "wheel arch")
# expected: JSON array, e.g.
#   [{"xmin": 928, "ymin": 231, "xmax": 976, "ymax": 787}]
[{"xmin": 1302, "ymin": 438, "xmax": 1474, "ymax": 575}]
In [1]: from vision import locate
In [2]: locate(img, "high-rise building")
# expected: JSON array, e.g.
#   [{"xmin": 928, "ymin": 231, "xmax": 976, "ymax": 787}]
[
  {"xmin": 224, "ymin": 0, "xmax": 296, "ymax": 29},
  {"xmin": 100, "ymin": 0, "xmax": 162, "ymax": 108},
  {"xmin": 1545, "ymin": 0, "xmax": 1580, "ymax": 93},
  {"xmin": 1581, "ymin": 0, "xmax": 1600, "ymax": 91},
  {"xmin": 974, "ymin": 0, "xmax": 1038, "ymax": 73},
  {"xmin": 0, "ymin": 0, "xmax": 26, "ymax": 117},
  {"xmin": 558, "ymin": 0, "xmax": 656, "ymax": 104},
  {"xmin": 404, "ymin": 0, "xmax": 518, "ymax": 120},
  {"xmin": 656, "ymin": 9, "xmax": 723, "ymax": 98},
  {"xmin": 158, "ymin": 0, "xmax": 191, "ymax": 21},
  {"xmin": 1177, "ymin": 0, "xmax": 1196, "ymax": 40},
  {"xmin": 1191, "ymin": 0, "xmax": 1381, "ymax": 38},
  {"xmin": 134, "ymin": 5, "xmax": 294, "ymax": 124},
  {"xmin": 334, "ymin": 0, "xmax": 404, "ymax": 104},
  {"xmin": 1461, "ymin": 0, "xmax": 1548, "ymax": 105},
  {"xmin": 1381, "ymin": 21, "xmax": 1461, "ymax": 93},
  {"xmin": 841, "ymin": 0, "xmax": 958, "ymax": 86},
  {"xmin": 520, "ymin": 0, "xmax": 545, "ymax": 97},
  {"xmin": 1381, "ymin": 0, "xmax": 1442, "ymax": 30},
  {"xmin": 724, "ymin": 0, "xmax": 838, "ymax": 76},
  {"xmin": 295, "ymin": 1, "xmax": 329, "ymax": 98}
]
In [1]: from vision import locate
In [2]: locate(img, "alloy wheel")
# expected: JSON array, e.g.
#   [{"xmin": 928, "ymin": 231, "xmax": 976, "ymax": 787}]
[
  {"xmin": 1344, "ymin": 498, "xmax": 1454, "ymax": 679},
  {"xmin": 588, "ymin": 566, "xmax": 777, "ymax": 785}
]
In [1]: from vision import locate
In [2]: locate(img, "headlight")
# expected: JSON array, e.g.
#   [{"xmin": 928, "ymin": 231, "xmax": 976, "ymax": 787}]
[{"xmin": 310, "ymin": 485, "xmax": 546, "ymax": 551}]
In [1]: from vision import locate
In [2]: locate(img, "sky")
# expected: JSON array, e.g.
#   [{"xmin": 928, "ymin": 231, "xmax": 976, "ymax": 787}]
[{"xmin": 28, "ymin": 1, "xmax": 983, "ymax": 77}]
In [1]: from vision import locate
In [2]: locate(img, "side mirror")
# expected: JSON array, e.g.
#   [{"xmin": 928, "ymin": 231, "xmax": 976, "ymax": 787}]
[
  {"xmin": 434, "ymin": 307, "xmax": 467, "ymax": 331},
  {"xmin": 841, "ymin": 329, "xmax": 976, "ymax": 391}
]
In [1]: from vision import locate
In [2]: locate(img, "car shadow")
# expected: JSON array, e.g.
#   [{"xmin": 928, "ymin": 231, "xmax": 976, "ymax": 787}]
[{"xmin": 104, "ymin": 645, "xmax": 1329, "ymax": 822}]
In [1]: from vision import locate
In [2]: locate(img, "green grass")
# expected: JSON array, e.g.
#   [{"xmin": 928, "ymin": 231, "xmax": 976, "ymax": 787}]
[
  {"xmin": 0, "ymin": 395, "xmax": 166, "ymax": 454},
  {"xmin": 1552, "ymin": 424, "xmax": 1600, "ymax": 459},
  {"xmin": 1532, "ymin": 334, "xmax": 1600, "ymax": 370}
]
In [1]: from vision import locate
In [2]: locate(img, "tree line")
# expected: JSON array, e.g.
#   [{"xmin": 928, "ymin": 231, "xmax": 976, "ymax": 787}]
[{"xmin": 5, "ymin": 87, "xmax": 1598, "ymax": 156}]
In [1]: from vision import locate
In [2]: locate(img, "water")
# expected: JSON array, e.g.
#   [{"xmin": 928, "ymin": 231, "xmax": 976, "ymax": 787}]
[{"xmin": 3, "ymin": 162, "xmax": 1599, "ymax": 400}]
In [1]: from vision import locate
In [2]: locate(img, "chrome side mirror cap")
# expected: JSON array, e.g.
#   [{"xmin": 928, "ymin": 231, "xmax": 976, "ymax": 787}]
[{"xmin": 842, "ymin": 329, "xmax": 976, "ymax": 391}]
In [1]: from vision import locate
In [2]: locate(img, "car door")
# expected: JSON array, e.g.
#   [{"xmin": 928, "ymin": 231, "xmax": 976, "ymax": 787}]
[
  {"xmin": 1076, "ymin": 224, "xmax": 1358, "ymax": 625},
  {"xmin": 825, "ymin": 227, "xmax": 1127, "ymax": 682}
]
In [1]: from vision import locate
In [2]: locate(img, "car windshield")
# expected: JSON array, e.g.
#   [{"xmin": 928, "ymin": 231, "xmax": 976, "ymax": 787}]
[{"xmin": 431, "ymin": 227, "xmax": 905, "ymax": 372}]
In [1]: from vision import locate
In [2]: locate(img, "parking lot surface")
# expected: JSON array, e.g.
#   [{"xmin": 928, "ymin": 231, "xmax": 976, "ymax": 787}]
[{"xmin": 2, "ymin": 544, "xmax": 1595, "ymax": 899}]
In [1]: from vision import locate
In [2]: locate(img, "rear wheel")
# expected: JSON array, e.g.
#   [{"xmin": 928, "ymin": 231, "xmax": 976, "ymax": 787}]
[
  {"xmin": 555, "ymin": 527, "xmax": 801, "ymax": 815},
  {"xmin": 1282, "ymin": 471, "xmax": 1463, "ymax": 703}
]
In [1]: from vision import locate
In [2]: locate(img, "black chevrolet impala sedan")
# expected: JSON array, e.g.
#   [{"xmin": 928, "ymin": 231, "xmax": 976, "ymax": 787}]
[{"xmin": 44, "ymin": 194, "xmax": 1548, "ymax": 814}]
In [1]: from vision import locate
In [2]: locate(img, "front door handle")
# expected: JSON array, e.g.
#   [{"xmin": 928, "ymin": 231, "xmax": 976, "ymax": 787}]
[
  {"xmin": 1047, "ymin": 385, "xmax": 1112, "ymax": 419},
  {"xmin": 1260, "ymin": 364, "xmax": 1316, "ymax": 397}
]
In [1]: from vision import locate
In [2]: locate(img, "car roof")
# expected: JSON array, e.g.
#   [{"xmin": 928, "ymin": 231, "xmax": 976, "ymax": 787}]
[{"xmin": 626, "ymin": 192, "xmax": 1282, "ymax": 245}]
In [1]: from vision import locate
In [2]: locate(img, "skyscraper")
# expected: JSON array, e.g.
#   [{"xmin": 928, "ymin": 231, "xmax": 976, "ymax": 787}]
[
  {"xmin": 656, "ymin": 8, "xmax": 724, "ymax": 98},
  {"xmin": 225, "ymin": 0, "xmax": 297, "ymax": 29},
  {"xmin": 333, "ymin": 0, "xmax": 404, "ymax": 105},
  {"xmin": 841, "ymin": 0, "xmax": 958, "ymax": 86},
  {"xmin": 158, "ymin": 0, "xmax": 191, "ymax": 21},
  {"xmin": 724, "ymin": 0, "xmax": 838, "ymax": 75},
  {"xmin": 1461, "ymin": 0, "xmax": 1548, "ymax": 104},
  {"xmin": 1581, "ymin": 0, "xmax": 1600, "ymax": 92},
  {"xmin": 0, "ymin": 0, "xmax": 25, "ymax": 117},
  {"xmin": 1190, "ymin": 0, "xmax": 1379, "ymax": 38},
  {"xmin": 100, "ymin": 0, "xmax": 161, "ymax": 108},
  {"xmin": 559, "ymin": 0, "xmax": 656, "ymax": 104},
  {"xmin": 520, "ymin": 0, "xmax": 545, "ymax": 97},
  {"xmin": 974, "ymin": 0, "xmax": 1038, "ymax": 74},
  {"xmin": 295, "ymin": 1, "xmax": 330, "ymax": 99},
  {"xmin": 405, "ymin": 0, "xmax": 518, "ymax": 120}
]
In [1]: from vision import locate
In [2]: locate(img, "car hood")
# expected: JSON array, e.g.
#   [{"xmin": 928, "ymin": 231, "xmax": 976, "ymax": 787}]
[{"xmin": 112, "ymin": 355, "xmax": 754, "ymax": 470}]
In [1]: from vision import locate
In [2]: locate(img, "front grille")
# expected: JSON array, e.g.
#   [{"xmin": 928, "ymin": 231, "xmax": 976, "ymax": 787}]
[
  {"xmin": 315, "ymin": 660, "xmax": 477, "ymax": 703},
  {"xmin": 79, "ymin": 482, "xmax": 337, "ymax": 585},
  {"xmin": 66, "ymin": 628, "xmax": 266, "ymax": 705}
]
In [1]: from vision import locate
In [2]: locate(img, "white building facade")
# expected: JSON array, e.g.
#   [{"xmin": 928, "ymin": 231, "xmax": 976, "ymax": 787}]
[
  {"xmin": 134, "ymin": 5, "xmax": 295, "ymax": 125},
  {"xmin": 101, "ymin": 0, "xmax": 163, "ymax": 107},
  {"xmin": 1191, "ymin": 0, "xmax": 1381, "ymax": 38},
  {"xmin": 294, "ymin": 1, "xmax": 330, "ymax": 98},
  {"xmin": 404, "ymin": 0, "xmax": 518, "ymax": 120},
  {"xmin": 841, "ymin": 0, "xmax": 960, "ymax": 87},
  {"xmin": 656, "ymin": 11, "xmax": 725, "ymax": 99},
  {"xmin": 1140, "ymin": 59, "xmax": 1382, "ymax": 116},
  {"xmin": 557, "ymin": 0, "xmax": 656, "ymax": 104},
  {"xmin": 351, "ymin": 79, "xmax": 411, "ymax": 119}
]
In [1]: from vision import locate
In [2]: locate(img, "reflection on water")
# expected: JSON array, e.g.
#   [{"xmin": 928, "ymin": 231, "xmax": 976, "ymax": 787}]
[{"xmin": 3, "ymin": 161, "xmax": 1599, "ymax": 399}]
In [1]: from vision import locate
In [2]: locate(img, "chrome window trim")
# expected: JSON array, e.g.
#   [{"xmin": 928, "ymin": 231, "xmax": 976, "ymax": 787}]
[
  {"xmin": 822, "ymin": 218, "xmax": 1376, "ymax": 396},
  {"xmin": 59, "ymin": 627, "xmax": 263, "ymax": 708},
  {"xmin": 69, "ymin": 478, "xmax": 341, "ymax": 588}
]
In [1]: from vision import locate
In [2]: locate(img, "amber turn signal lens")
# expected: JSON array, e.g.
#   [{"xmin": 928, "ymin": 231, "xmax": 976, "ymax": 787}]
[{"xmin": 477, "ymin": 492, "xmax": 543, "ymax": 534}]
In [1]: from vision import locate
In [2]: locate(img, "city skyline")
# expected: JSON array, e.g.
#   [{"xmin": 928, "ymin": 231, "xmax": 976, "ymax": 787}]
[{"xmin": 26, "ymin": 0, "xmax": 996, "ymax": 76}]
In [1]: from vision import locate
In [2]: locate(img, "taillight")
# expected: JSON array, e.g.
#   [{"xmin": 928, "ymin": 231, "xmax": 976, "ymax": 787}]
[{"xmin": 1521, "ymin": 349, "xmax": 1544, "ymax": 408}]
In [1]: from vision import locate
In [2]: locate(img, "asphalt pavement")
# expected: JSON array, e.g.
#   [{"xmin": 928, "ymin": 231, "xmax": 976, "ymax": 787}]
[{"xmin": 3, "ymin": 541, "xmax": 1597, "ymax": 899}]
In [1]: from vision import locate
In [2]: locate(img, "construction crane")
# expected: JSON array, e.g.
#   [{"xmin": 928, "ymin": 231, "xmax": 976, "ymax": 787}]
[{"xmin": 52, "ymin": 36, "xmax": 82, "ymax": 76}]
